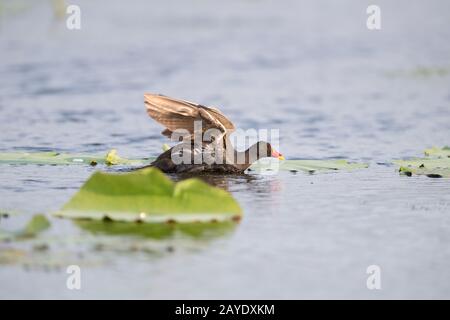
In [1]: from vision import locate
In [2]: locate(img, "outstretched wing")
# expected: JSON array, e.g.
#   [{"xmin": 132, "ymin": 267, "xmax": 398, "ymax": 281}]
[{"xmin": 144, "ymin": 93, "xmax": 235, "ymax": 140}]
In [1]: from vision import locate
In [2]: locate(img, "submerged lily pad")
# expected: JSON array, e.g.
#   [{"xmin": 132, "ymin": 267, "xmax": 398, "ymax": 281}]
[{"xmin": 54, "ymin": 168, "xmax": 243, "ymax": 223}]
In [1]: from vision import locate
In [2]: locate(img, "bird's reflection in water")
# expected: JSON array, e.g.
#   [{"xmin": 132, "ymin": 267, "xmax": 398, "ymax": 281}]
[
  {"xmin": 170, "ymin": 171, "xmax": 283, "ymax": 201},
  {"xmin": 169, "ymin": 172, "xmax": 257, "ymax": 192},
  {"xmin": 118, "ymin": 165, "xmax": 283, "ymax": 196},
  {"xmin": 121, "ymin": 166, "xmax": 283, "ymax": 208}
]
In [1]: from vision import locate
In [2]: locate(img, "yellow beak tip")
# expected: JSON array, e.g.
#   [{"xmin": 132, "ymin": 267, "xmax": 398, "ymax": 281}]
[{"xmin": 278, "ymin": 156, "xmax": 285, "ymax": 160}]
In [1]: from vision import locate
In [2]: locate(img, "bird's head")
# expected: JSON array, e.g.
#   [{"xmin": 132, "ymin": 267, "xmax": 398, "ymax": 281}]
[{"xmin": 255, "ymin": 141, "xmax": 285, "ymax": 160}]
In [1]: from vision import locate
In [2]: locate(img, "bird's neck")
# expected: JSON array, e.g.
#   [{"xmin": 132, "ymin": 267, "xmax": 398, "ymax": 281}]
[{"xmin": 230, "ymin": 143, "xmax": 265, "ymax": 171}]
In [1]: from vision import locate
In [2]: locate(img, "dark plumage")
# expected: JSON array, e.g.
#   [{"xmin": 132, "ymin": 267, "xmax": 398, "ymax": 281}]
[{"xmin": 143, "ymin": 93, "xmax": 284, "ymax": 174}]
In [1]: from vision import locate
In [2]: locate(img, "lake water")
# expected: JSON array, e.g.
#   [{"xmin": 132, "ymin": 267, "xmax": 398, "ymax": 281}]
[{"xmin": 1, "ymin": 0, "xmax": 450, "ymax": 299}]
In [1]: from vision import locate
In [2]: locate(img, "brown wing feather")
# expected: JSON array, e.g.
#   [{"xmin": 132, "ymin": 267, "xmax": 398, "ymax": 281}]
[
  {"xmin": 144, "ymin": 94, "xmax": 235, "ymax": 139},
  {"xmin": 200, "ymin": 106, "xmax": 235, "ymax": 132},
  {"xmin": 167, "ymin": 96, "xmax": 235, "ymax": 132},
  {"xmin": 145, "ymin": 94, "xmax": 199, "ymax": 134}
]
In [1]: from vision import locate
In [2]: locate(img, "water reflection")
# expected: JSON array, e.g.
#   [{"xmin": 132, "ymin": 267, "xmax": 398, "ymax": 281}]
[
  {"xmin": 174, "ymin": 171, "xmax": 284, "ymax": 211},
  {"xmin": 171, "ymin": 172, "xmax": 258, "ymax": 191},
  {"xmin": 75, "ymin": 219, "xmax": 238, "ymax": 240}
]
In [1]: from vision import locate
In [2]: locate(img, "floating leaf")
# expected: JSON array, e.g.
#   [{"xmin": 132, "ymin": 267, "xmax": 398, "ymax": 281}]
[
  {"xmin": 249, "ymin": 158, "xmax": 368, "ymax": 174},
  {"xmin": 0, "ymin": 150, "xmax": 148, "ymax": 166},
  {"xmin": 424, "ymin": 146, "xmax": 450, "ymax": 158},
  {"xmin": 393, "ymin": 158, "xmax": 450, "ymax": 169},
  {"xmin": 54, "ymin": 168, "xmax": 243, "ymax": 223},
  {"xmin": 0, "ymin": 151, "xmax": 103, "ymax": 165},
  {"xmin": 393, "ymin": 147, "xmax": 450, "ymax": 178},
  {"xmin": 398, "ymin": 166, "xmax": 449, "ymax": 178},
  {"xmin": 0, "ymin": 150, "xmax": 368, "ymax": 174}
]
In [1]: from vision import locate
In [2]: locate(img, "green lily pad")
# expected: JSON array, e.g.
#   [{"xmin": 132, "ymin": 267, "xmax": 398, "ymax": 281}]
[
  {"xmin": 54, "ymin": 168, "xmax": 243, "ymax": 223},
  {"xmin": 0, "ymin": 150, "xmax": 149, "ymax": 166},
  {"xmin": 424, "ymin": 146, "xmax": 450, "ymax": 158},
  {"xmin": 393, "ymin": 147, "xmax": 450, "ymax": 178},
  {"xmin": 0, "ymin": 150, "xmax": 368, "ymax": 174},
  {"xmin": 398, "ymin": 166, "xmax": 450, "ymax": 178},
  {"xmin": 249, "ymin": 158, "xmax": 368, "ymax": 173}
]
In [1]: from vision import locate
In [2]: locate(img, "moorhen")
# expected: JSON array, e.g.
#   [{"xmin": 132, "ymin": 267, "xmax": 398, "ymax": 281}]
[{"xmin": 144, "ymin": 93, "xmax": 284, "ymax": 174}]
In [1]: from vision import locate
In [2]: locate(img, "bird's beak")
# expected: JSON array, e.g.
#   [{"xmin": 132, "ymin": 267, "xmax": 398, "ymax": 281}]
[{"xmin": 271, "ymin": 150, "xmax": 285, "ymax": 160}]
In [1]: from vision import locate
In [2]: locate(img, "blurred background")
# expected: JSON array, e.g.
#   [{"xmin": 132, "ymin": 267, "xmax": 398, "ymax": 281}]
[
  {"xmin": 1, "ymin": 0, "xmax": 449, "ymax": 159},
  {"xmin": 1, "ymin": 0, "xmax": 450, "ymax": 299}
]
